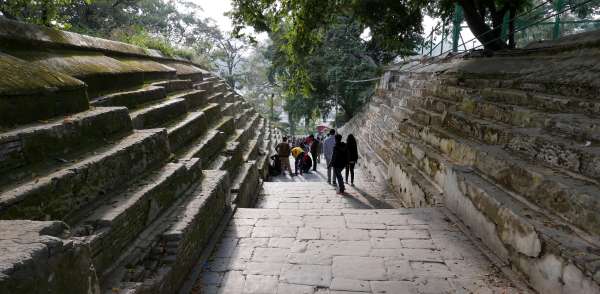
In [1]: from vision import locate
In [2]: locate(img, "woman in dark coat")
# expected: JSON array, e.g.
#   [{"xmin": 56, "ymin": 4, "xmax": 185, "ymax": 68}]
[
  {"xmin": 345, "ymin": 134, "xmax": 358, "ymax": 185},
  {"xmin": 330, "ymin": 134, "xmax": 348, "ymax": 193}
]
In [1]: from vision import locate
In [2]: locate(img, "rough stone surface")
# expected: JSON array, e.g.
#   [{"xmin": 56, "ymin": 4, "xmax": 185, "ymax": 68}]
[
  {"xmin": 196, "ymin": 164, "xmax": 522, "ymax": 293},
  {"xmin": 0, "ymin": 220, "xmax": 100, "ymax": 294}
]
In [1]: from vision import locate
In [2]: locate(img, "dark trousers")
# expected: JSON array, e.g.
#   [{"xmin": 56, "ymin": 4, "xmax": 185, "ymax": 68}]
[
  {"xmin": 311, "ymin": 152, "xmax": 318, "ymax": 170},
  {"xmin": 334, "ymin": 167, "xmax": 345, "ymax": 192},
  {"xmin": 345, "ymin": 161, "xmax": 355, "ymax": 183}
]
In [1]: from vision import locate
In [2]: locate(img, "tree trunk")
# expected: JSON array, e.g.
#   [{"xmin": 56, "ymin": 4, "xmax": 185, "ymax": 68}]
[
  {"xmin": 508, "ymin": 6, "xmax": 516, "ymax": 49},
  {"xmin": 458, "ymin": 0, "xmax": 507, "ymax": 51},
  {"xmin": 269, "ymin": 94, "xmax": 275, "ymax": 120}
]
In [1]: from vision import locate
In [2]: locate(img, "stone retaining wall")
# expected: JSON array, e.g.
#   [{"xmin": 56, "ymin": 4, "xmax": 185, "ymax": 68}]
[{"xmin": 341, "ymin": 32, "xmax": 600, "ymax": 294}]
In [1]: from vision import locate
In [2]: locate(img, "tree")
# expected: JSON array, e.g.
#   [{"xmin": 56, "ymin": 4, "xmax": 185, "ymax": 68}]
[
  {"xmin": 0, "ymin": 0, "xmax": 82, "ymax": 27},
  {"xmin": 212, "ymin": 34, "xmax": 249, "ymax": 88},
  {"xmin": 230, "ymin": 0, "xmax": 422, "ymax": 94},
  {"xmin": 238, "ymin": 43, "xmax": 283, "ymax": 122}
]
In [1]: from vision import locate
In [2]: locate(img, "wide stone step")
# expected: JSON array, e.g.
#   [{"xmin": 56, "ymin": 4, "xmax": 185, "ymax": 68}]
[
  {"xmin": 193, "ymin": 80, "xmax": 215, "ymax": 94},
  {"xmin": 177, "ymin": 117, "xmax": 235, "ymax": 164},
  {"xmin": 130, "ymin": 98, "xmax": 188, "ymax": 129},
  {"xmin": 0, "ymin": 107, "xmax": 132, "ymax": 178},
  {"xmin": 201, "ymin": 103, "xmax": 223, "ymax": 125},
  {"xmin": 0, "ymin": 52, "xmax": 89, "ymax": 127},
  {"xmin": 395, "ymin": 120, "xmax": 600, "ymax": 237},
  {"xmin": 0, "ymin": 129, "xmax": 171, "ymax": 221},
  {"xmin": 213, "ymin": 82, "xmax": 228, "ymax": 93},
  {"xmin": 0, "ymin": 220, "xmax": 99, "ymax": 293},
  {"xmin": 74, "ymin": 159, "xmax": 202, "ymax": 274},
  {"xmin": 242, "ymin": 139, "xmax": 259, "ymax": 162},
  {"xmin": 90, "ymin": 85, "xmax": 166, "ymax": 109},
  {"xmin": 220, "ymin": 102, "xmax": 234, "ymax": 116},
  {"xmin": 223, "ymin": 92, "xmax": 234, "ymax": 103},
  {"xmin": 231, "ymin": 161, "xmax": 260, "ymax": 208},
  {"xmin": 171, "ymin": 89, "xmax": 208, "ymax": 111},
  {"xmin": 106, "ymin": 170, "xmax": 230, "ymax": 294},
  {"xmin": 206, "ymin": 92, "xmax": 225, "ymax": 107},
  {"xmin": 151, "ymin": 79, "xmax": 193, "ymax": 93},
  {"xmin": 481, "ymin": 87, "xmax": 600, "ymax": 117},
  {"xmin": 440, "ymin": 110, "xmax": 600, "ymax": 180},
  {"xmin": 166, "ymin": 111, "xmax": 208, "ymax": 152},
  {"xmin": 416, "ymin": 89, "xmax": 600, "ymax": 143}
]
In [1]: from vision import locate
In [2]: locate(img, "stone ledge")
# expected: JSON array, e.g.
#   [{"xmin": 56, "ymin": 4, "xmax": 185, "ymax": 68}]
[{"xmin": 0, "ymin": 220, "xmax": 99, "ymax": 294}]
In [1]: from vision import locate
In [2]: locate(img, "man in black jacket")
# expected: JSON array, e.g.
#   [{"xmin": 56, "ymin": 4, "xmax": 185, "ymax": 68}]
[{"xmin": 330, "ymin": 134, "xmax": 348, "ymax": 194}]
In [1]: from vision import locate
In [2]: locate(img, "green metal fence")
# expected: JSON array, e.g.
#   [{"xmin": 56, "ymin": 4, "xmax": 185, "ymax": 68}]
[{"xmin": 419, "ymin": 0, "xmax": 600, "ymax": 56}]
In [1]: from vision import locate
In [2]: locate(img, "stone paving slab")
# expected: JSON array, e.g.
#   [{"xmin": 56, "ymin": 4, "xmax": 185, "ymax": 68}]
[{"xmin": 194, "ymin": 165, "xmax": 526, "ymax": 294}]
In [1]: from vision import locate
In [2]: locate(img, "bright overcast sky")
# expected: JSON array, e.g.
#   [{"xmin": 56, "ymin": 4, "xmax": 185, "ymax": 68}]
[{"xmin": 193, "ymin": 0, "xmax": 234, "ymax": 32}]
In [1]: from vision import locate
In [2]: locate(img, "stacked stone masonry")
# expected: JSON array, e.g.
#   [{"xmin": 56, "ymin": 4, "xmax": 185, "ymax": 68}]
[
  {"xmin": 0, "ymin": 18, "xmax": 276, "ymax": 294},
  {"xmin": 340, "ymin": 30, "xmax": 600, "ymax": 294}
]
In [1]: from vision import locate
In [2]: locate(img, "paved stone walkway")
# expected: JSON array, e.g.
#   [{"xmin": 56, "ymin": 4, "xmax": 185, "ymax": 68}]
[{"xmin": 196, "ymin": 162, "xmax": 524, "ymax": 293}]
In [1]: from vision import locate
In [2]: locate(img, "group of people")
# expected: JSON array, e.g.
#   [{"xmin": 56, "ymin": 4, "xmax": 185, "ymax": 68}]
[{"xmin": 273, "ymin": 129, "xmax": 358, "ymax": 194}]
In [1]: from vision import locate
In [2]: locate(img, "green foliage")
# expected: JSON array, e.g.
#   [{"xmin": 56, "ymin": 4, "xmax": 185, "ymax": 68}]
[
  {"xmin": 117, "ymin": 28, "xmax": 176, "ymax": 56},
  {"xmin": 0, "ymin": 0, "xmax": 88, "ymax": 27},
  {"xmin": 230, "ymin": 0, "xmax": 423, "ymax": 94},
  {"xmin": 266, "ymin": 16, "xmax": 379, "ymax": 133}
]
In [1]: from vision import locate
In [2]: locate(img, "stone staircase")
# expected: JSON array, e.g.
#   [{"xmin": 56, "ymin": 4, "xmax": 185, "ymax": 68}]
[
  {"xmin": 0, "ymin": 18, "xmax": 278, "ymax": 294},
  {"xmin": 340, "ymin": 31, "xmax": 600, "ymax": 294}
]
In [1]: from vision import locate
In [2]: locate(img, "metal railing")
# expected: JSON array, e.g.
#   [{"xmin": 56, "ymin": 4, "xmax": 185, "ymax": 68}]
[{"xmin": 418, "ymin": 0, "xmax": 600, "ymax": 57}]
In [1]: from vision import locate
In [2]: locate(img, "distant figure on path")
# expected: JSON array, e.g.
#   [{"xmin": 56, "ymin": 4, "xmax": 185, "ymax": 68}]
[
  {"xmin": 292, "ymin": 146, "xmax": 312, "ymax": 175},
  {"xmin": 310, "ymin": 134, "xmax": 320, "ymax": 171},
  {"xmin": 323, "ymin": 129, "xmax": 336, "ymax": 185},
  {"xmin": 345, "ymin": 134, "xmax": 358, "ymax": 185},
  {"xmin": 275, "ymin": 136, "xmax": 293, "ymax": 176},
  {"xmin": 330, "ymin": 134, "xmax": 349, "ymax": 194}
]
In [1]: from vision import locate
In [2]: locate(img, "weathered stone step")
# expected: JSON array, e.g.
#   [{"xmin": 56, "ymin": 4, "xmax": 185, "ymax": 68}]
[
  {"xmin": 171, "ymin": 89, "xmax": 208, "ymax": 111},
  {"xmin": 430, "ymin": 78, "xmax": 600, "ymax": 118},
  {"xmin": 213, "ymin": 82, "xmax": 228, "ymax": 93},
  {"xmin": 385, "ymin": 146, "xmax": 444, "ymax": 208},
  {"xmin": 130, "ymin": 98, "xmax": 188, "ymax": 129},
  {"xmin": 193, "ymin": 80, "xmax": 215, "ymax": 94},
  {"xmin": 231, "ymin": 161, "xmax": 260, "ymax": 208},
  {"xmin": 223, "ymin": 91, "xmax": 234, "ymax": 103},
  {"xmin": 202, "ymin": 76, "xmax": 218, "ymax": 82},
  {"xmin": 200, "ymin": 103, "xmax": 223, "ymax": 125},
  {"xmin": 206, "ymin": 92, "xmax": 225, "ymax": 107},
  {"xmin": 0, "ymin": 107, "xmax": 132, "ymax": 178},
  {"xmin": 166, "ymin": 111, "xmax": 208, "ymax": 152},
  {"xmin": 90, "ymin": 85, "xmax": 166, "ymax": 109},
  {"xmin": 480, "ymin": 87, "xmax": 600, "ymax": 117},
  {"xmin": 0, "ymin": 129, "xmax": 170, "ymax": 221},
  {"xmin": 107, "ymin": 170, "xmax": 229, "ymax": 294},
  {"xmin": 440, "ymin": 110, "xmax": 600, "ymax": 180},
  {"xmin": 0, "ymin": 52, "xmax": 89, "ymax": 127},
  {"xmin": 151, "ymin": 79, "xmax": 193, "ymax": 93},
  {"xmin": 75, "ymin": 159, "xmax": 202, "ymax": 274},
  {"xmin": 0, "ymin": 220, "xmax": 99, "ymax": 293},
  {"xmin": 206, "ymin": 154, "xmax": 231, "ymax": 171},
  {"xmin": 222, "ymin": 141, "xmax": 244, "ymax": 177},
  {"xmin": 418, "ymin": 88, "xmax": 600, "ymax": 143},
  {"xmin": 405, "ymin": 146, "xmax": 600, "ymax": 293},
  {"xmin": 177, "ymin": 117, "xmax": 235, "ymax": 164},
  {"xmin": 242, "ymin": 139, "xmax": 259, "ymax": 162},
  {"xmin": 396, "ymin": 120, "xmax": 600, "ymax": 237}
]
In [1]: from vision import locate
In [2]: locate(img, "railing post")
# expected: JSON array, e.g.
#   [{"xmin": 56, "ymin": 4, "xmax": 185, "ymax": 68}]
[
  {"xmin": 440, "ymin": 22, "xmax": 445, "ymax": 54},
  {"xmin": 501, "ymin": 10, "xmax": 510, "ymax": 42},
  {"xmin": 553, "ymin": 0, "xmax": 565, "ymax": 40},
  {"xmin": 429, "ymin": 27, "xmax": 434, "ymax": 56},
  {"xmin": 452, "ymin": 3, "xmax": 463, "ymax": 52}
]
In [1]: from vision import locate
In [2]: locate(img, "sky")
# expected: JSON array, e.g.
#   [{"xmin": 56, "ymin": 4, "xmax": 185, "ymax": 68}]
[{"xmin": 193, "ymin": 0, "xmax": 234, "ymax": 32}]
